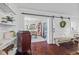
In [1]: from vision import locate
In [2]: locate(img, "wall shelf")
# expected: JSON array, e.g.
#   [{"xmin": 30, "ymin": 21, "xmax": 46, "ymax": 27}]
[{"xmin": 0, "ymin": 22, "xmax": 16, "ymax": 26}]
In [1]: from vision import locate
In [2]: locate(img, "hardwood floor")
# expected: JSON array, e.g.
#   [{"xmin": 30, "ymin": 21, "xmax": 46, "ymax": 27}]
[{"xmin": 31, "ymin": 41, "xmax": 79, "ymax": 55}]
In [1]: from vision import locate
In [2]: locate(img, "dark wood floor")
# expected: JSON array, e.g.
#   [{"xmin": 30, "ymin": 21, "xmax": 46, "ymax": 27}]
[{"xmin": 31, "ymin": 41, "xmax": 79, "ymax": 55}]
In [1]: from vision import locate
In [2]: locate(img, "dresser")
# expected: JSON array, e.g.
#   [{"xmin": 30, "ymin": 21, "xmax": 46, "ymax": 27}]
[{"xmin": 17, "ymin": 31, "xmax": 31, "ymax": 54}]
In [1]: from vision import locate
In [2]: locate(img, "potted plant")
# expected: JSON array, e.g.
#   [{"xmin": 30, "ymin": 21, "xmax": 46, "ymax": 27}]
[{"xmin": 1, "ymin": 16, "xmax": 14, "ymax": 23}]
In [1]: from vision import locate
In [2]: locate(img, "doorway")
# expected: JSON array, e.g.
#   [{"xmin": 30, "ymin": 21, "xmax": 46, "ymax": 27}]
[{"xmin": 24, "ymin": 15, "xmax": 48, "ymax": 42}]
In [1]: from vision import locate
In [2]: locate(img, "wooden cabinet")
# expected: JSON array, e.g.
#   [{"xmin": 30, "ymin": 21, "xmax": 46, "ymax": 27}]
[{"xmin": 17, "ymin": 31, "xmax": 31, "ymax": 54}]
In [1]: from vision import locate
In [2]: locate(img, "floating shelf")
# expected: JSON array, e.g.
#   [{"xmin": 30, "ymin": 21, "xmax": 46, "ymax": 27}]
[{"xmin": 0, "ymin": 22, "xmax": 16, "ymax": 26}]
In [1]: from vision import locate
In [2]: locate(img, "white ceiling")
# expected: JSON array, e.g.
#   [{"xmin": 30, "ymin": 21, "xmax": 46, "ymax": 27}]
[{"xmin": 13, "ymin": 3, "xmax": 79, "ymax": 17}]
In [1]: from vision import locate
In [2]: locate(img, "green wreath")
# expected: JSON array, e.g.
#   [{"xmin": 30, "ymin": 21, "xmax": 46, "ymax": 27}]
[{"xmin": 60, "ymin": 21, "xmax": 66, "ymax": 28}]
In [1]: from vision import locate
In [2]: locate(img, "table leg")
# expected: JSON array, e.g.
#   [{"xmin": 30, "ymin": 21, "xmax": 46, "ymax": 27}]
[
  {"xmin": 55, "ymin": 38, "xmax": 60, "ymax": 46},
  {"xmin": 76, "ymin": 42, "xmax": 79, "ymax": 53}
]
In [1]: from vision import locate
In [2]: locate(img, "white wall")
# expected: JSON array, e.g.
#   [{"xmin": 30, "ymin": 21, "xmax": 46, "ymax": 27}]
[
  {"xmin": 6, "ymin": 3, "xmax": 79, "ymax": 44},
  {"xmin": 53, "ymin": 18, "xmax": 71, "ymax": 38},
  {"xmin": 70, "ymin": 17, "xmax": 79, "ymax": 34},
  {"xmin": 47, "ymin": 17, "xmax": 54, "ymax": 44},
  {"xmin": 18, "ymin": 10, "xmax": 79, "ymax": 44},
  {"xmin": 15, "ymin": 9, "xmax": 79, "ymax": 44},
  {"xmin": 15, "ymin": 14, "xmax": 25, "ymax": 31}
]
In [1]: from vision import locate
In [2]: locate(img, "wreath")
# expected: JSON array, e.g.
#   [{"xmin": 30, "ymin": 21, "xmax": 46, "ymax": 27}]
[{"xmin": 60, "ymin": 21, "xmax": 66, "ymax": 28}]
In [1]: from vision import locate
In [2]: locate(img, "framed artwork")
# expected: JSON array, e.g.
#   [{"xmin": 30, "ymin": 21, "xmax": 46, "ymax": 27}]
[{"xmin": 29, "ymin": 24, "xmax": 36, "ymax": 30}]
